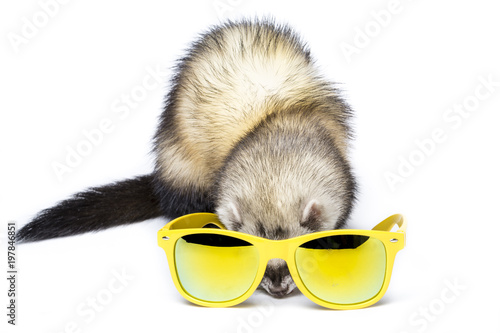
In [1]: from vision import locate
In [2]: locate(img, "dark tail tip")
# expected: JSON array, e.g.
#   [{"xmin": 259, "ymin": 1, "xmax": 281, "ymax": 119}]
[{"xmin": 17, "ymin": 174, "xmax": 163, "ymax": 243}]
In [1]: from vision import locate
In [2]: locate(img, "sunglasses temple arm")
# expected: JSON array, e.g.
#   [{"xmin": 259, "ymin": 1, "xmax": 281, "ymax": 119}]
[{"xmin": 372, "ymin": 214, "xmax": 407, "ymax": 233}]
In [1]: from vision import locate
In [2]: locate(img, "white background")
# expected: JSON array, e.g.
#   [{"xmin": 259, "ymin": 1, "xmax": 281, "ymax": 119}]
[{"xmin": 1, "ymin": 0, "xmax": 500, "ymax": 332}]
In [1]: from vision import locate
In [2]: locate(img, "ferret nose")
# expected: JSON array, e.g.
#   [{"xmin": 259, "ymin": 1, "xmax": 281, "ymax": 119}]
[
  {"xmin": 263, "ymin": 260, "xmax": 296, "ymax": 298},
  {"xmin": 267, "ymin": 284, "xmax": 290, "ymax": 298}
]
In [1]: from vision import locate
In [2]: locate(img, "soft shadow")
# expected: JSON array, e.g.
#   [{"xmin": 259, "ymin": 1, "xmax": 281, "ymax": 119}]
[
  {"xmin": 301, "ymin": 296, "xmax": 393, "ymax": 311},
  {"xmin": 178, "ymin": 288, "xmax": 394, "ymax": 310},
  {"xmin": 177, "ymin": 295, "xmax": 260, "ymax": 309}
]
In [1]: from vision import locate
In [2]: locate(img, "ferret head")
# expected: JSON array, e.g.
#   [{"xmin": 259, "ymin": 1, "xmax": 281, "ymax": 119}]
[
  {"xmin": 214, "ymin": 118, "xmax": 356, "ymax": 298},
  {"xmin": 217, "ymin": 196, "xmax": 339, "ymax": 297}
]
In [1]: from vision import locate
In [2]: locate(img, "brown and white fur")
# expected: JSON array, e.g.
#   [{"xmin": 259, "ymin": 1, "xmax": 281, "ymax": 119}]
[{"xmin": 18, "ymin": 20, "xmax": 356, "ymax": 298}]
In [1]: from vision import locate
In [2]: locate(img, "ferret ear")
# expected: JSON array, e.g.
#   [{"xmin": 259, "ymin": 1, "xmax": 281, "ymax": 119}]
[
  {"xmin": 226, "ymin": 201, "xmax": 243, "ymax": 230},
  {"xmin": 228, "ymin": 201, "xmax": 241, "ymax": 222},
  {"xmin": 300, "ymin": 199, "xmax": 323, "ymax": 231}
]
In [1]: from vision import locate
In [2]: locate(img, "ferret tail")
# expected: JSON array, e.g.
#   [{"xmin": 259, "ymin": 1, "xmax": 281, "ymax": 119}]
[{"xmin": 17, "ymin": 174, "xmax": 163, "ymax": 243}]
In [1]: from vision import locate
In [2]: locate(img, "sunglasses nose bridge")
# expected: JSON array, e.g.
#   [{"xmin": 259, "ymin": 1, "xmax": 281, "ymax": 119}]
[{"xmin": 260, "ymin": 239, "xmax": 293, "ymax": 261}]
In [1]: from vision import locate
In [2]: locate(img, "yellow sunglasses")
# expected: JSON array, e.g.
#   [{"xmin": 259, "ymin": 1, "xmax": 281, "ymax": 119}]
[{"xmin": 157, "ymin": 213, "xmax": 406, "ymax": 309}]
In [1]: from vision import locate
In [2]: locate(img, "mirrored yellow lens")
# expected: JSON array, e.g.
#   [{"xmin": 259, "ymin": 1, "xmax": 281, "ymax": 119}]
[
  {"xmin": 175, "ymin": 234, "xmax": 259, "ymax": 302},
  {"xmin": 295, "ymin": 235, "xmax": 386, "ymax": 305}
]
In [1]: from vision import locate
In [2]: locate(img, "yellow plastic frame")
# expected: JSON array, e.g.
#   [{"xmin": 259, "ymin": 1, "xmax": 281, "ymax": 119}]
[{"xmin": 158, "ymin": 213, "xmax": 406, "ymax": 309}]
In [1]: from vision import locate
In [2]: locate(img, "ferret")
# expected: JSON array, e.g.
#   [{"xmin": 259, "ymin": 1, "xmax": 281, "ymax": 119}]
[{"xmin": 18, "ymin": 20, "xmax": 356, "ymax": 298}]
